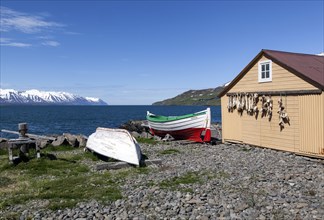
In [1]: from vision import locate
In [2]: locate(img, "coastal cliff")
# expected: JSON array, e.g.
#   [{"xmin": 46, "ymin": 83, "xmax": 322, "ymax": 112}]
[{"xmin": 152, "ymin": 86, "xmax": 224, "ymax": 106}]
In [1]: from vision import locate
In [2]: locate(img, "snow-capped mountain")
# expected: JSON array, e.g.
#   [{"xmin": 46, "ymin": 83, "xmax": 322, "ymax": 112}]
[{"xmin": 0, "ymin": 89, "xmax": 108, "ymax": 105}]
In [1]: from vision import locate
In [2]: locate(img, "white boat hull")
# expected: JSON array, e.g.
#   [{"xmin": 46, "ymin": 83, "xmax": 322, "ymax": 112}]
[{"xmin": 86, "ymin": 128, "xmax": 142, "ymax": 166}]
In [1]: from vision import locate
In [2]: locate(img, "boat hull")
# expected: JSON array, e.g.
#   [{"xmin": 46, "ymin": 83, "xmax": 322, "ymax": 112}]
[
  {"xmin": 151, "ymin": 127, "xmax": 207, "ymax": 142},
  {"xmin": 86, "ymin": 128, "xmax": 142, "ymax": 165},
  {"xmin": 147, "ymin": 108, "xmax": 211, "ymax": 143}
]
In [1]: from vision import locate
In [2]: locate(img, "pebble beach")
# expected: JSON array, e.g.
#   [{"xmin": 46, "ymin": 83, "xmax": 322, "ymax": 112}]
[{"xmin": 10, "ymin": 141, "xmax": 324, "ymax": 220}]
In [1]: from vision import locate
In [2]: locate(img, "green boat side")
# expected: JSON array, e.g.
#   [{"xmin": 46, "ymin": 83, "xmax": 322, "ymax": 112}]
[{"xmin": 146, "ymin": 111, "xmax": 206, "ymax": 123}]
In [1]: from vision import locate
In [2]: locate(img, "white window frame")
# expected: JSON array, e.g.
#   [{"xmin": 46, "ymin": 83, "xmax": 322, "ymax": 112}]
[{"xmin": 258, "ymin": 60, "xmax": 272, "ymax": 83}]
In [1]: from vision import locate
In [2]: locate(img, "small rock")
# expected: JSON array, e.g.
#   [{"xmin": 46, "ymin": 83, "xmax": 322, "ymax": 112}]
[{"xmin": 51, "ymin": 135, "xmax": 67, "ymax": 146}]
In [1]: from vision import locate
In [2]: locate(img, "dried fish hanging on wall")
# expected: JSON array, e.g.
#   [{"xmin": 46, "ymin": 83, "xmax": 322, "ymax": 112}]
[
  {"xmin": 247, "ymin": 93, "xmax": 253, "ymax": 114},
  {"xmin": 227, "ymin": 93, "xmax": 259, "ymax": 115},
  {"xmin": 227, "ymin": 93, "xmax": 290, "ymax": 129},
  {"xmin": 252, "ymin": 93, "xmax": 259, "ymax": 118},
  {"xmin": 237, "ymin": 94, "xmax": 243, "ymax": 112},
  {"xmin": 267, "ymin": 96, "xmax": 273, "ymax": 120},
  {"xmin": 232, "ymin": 95, "xmax": 237, "ymax": 109},
  {"xmin": 278, "ymin": 96, "xmax": 290, "ymax": 130},
  {"xmin": 246, "ymin": 93, "xmax": 258, "ymax": 115},
  {"xmin": 253, "ymin": 93, "xmax": 259, "ymax": 113},
  {"xmin": 260, "ymin": 95, "xmax": 273, "ymax": 120},
  {"xmin": 241, "ymin": 93, "xmax": 246, "ymax": 110},
  {"xmin": 227, "ymin": 95, "xmax": 233, "ymax": 112}
]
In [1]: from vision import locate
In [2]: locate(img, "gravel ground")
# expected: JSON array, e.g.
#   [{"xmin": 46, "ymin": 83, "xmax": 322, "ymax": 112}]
[{"xmin": 7, "ymin": 142, "xmax": 324, "ymax": 219}]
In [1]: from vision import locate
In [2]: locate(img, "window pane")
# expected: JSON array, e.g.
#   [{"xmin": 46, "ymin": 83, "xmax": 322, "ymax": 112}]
[
  {"xmin": 262, "ymin": 72, "xmax": 265, "ymax": 78},
  {"xmin": 262, "ymin": 65, "xmax": 265, "ymax": 71},
  {"xmin": 266, "ymin": 71, "xmax": 269, "ymax": 78},
  {"xmin": 266, "ymin": 64, "xmax": 269, "ymax": 71}
]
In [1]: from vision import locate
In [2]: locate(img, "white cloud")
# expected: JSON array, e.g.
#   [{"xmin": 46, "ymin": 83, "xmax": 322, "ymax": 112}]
[
  {"xmin": 42, "ymin": 40, "xmax": 60, "ymax": 47},
  {"xmin": 0, "ymin": 37, "xmax": 32, "ymax": 47},
  {"xmin": 0, "ymin": 6, "xmax": 68, "ymax": 48},
  {"xmin": 64, "ymin": 31, "xmax": 81, "ymax": 35},
  {"xmin": 37, "ymin": 35, "xmax": 54, "ymax": 40},
  {"xmin": 1, "ymin": 42, "xmax": 32, "ymax": 47},
  {"xmin": 0, "ymin": 6, "xmax": 63, "ymax": 34}
]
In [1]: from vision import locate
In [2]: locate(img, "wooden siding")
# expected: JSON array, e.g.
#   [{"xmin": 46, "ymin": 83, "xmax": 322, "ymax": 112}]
[
  {"xmin": 222, "ymin": 95, "xmax": 300, "ymax": 152},
  {"xmin": 299, "ymin": 93, "xmax": 324, "ymax": 156},
  {"xmin": 221, "ymin": 55, "xmax": 323, "ymax": 158},
  {"xmin": 229, "ymin": 56, "xmax": 317, "ymax": 93},
  {"xmin": 221, "ymin": 96, "xmax": 242, "ymax": 143}
]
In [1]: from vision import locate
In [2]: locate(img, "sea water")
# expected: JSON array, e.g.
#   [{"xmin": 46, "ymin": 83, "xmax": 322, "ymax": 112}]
[{"xmin": 0, "ymin": 105, "xmax": 221, "ymax": 138}]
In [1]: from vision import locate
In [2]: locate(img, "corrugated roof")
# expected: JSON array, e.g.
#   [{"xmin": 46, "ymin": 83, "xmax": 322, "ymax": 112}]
[
  {"xmin": 264, "ymin": 50, "xmax": 324, "ymax": 88},
  {"xmin": 219, "ymin": 49, "xmax": 324, "ymax": 97}
]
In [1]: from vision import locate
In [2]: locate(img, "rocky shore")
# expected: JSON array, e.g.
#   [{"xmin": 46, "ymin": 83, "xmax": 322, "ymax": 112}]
[{"xmin": 6, "ymin": 140, "xmax": 324, "ymax": 220}]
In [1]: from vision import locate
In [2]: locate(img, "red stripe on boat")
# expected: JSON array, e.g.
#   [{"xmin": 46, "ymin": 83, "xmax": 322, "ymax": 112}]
[
  {"xmin": 203, "ymin": 129, "xmax": 211, "ymax": 142},
  {"xmin": 151, "ymin": 128, "xmax": 208, "ymax": 143}
]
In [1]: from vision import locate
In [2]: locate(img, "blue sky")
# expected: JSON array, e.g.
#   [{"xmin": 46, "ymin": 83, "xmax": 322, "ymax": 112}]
[{"xmin": 1, "ymin": 0, "xmax": 323, "ymax": 105}]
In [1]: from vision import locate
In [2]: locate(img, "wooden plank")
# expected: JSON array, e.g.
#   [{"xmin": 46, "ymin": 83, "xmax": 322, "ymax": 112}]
[{"xmin": 1, "ymin": 129, "xmax": 56, "ymax": 141}]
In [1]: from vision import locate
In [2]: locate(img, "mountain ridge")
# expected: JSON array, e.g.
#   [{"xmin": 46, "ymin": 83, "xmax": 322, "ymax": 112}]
[
  {"xmin": 152, "ymin": 86, "xmax": 224, "ymax": 106},
  {"xmin": 0, "ymin": 89, "xmax": 108, "ymax": 105}
]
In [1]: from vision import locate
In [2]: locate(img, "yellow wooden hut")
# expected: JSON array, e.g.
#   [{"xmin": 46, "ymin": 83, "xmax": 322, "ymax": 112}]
[{"xmin": 218, "ymin": 49, "xmax": 324, "ymax": 158}]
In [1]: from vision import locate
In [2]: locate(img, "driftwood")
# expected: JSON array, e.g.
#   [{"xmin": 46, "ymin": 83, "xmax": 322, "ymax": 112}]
[{"xmin": 1, "ymin": 129, "xmax": 56, "ymax": 141}]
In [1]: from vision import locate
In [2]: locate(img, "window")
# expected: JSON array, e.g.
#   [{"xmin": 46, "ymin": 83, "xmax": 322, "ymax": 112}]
[{"xmin": 258, "ymin": 60, "xmax": 272, "ymax": 82}]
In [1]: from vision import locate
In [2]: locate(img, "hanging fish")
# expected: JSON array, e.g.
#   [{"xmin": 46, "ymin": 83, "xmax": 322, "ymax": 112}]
[
  {"xmin": 241, "ymin": 93, "xmax": 246, "ymax": 110},
  {"xmin": 267, "ymin": 96, "xmax": 273, "ymax": 120},
  {"xmin": 277, "ymin": 96, "xmax": 289, "ymax": 129},
  {"xmin": 233, "ymin": 95, "xmax": 237, "ymax": 108},
  {"xmin": 237, "ymin": 93, "xmax": 243, "ymax": 111}
]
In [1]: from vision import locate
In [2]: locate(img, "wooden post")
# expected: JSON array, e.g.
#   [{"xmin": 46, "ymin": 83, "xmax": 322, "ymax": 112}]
[
  {"xmin": 8, "ymin": 143, "xmax": 13, "ymax": 162},
  {"xmin": 18, "ymin": 123, "xmax": 28, "ymax": 138},
  {"xmin": 36, "ymin": 141, "xmax": 40, "ymax": 159}
]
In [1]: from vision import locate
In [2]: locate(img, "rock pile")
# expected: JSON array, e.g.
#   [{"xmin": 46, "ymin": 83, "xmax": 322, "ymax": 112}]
[
  {"xmin": 119, "ymin": 120, "xmax": 155, "ymax": 140},
  {"xmin": 51, "ymin": 133, "xmax": 88, "ymax": 148},
  {"xmin": 0, "ymin": 133, "xmax": 88, "ymax": 150}
]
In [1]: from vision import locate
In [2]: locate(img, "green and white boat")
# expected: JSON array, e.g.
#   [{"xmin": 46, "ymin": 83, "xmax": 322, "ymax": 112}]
[{"xmin": 146, "ymin": 108, "xmax": 211, "ymax": 142}]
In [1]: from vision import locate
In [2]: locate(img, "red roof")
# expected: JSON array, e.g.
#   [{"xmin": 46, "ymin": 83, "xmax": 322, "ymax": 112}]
[
  {"xmin": 263, "ymin": 50, "xmax": 324, "ymax": 89},
  {"xmin": 219, "ymin": 49, "xmax": 324, "ymax": 97}
]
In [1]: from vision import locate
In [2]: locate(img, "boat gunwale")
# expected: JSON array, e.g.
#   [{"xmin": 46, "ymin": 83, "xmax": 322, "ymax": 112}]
[{"xmin": 147, "ymin": 109, "xmax": 207, "ymax": 123}]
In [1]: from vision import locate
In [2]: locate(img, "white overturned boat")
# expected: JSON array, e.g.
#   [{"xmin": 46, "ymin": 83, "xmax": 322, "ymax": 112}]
[
  {"xmin": 86, "ymin": 127, "xmax": 142, "ymax": 166},
  {"xmin": 146, "ymin": 108, "xmax": 211, "ymax": 143}
]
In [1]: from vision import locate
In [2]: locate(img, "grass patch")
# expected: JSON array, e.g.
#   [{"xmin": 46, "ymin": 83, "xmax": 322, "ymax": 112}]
[
  {"xmin": 201, "ymin": 170, "xmax": 230, "ymax": 180},
  {"xmin": 0, "ymin": 146, "xmax": 125, "ymax": 213},
  {"xmin": 44, "ymin": 145, "xmax": 76, "ymax": 152},
  {"xmin": 83, "ymin": 151, "xmax": 101, "ymax": 161},
  {"xmin": 241, "ymin": 147, "xmax": 251, "ymax": 152},
  {"xmin": 217, "ymin": 170, "xmax": 230, "ymax": 179},
  {"xmin": 113, "ymin": 167, "xmax": 151, "ymax": 182},
  {"xmin": 0, "ymin": 173, "xmax": 121, "ymax": 210},
  {"xmin": 135, "ymin": 137, "xmax": 158, "ymax": 145},
  {"xmin": 159, "ymin": 149, "xmax": 180, "ymax": 155},
  {"xmin": 0, "ymin": 148, "xmax": 7, "ymax": 156},
  {"xmin": 0, "ymin": 176, "xmax": 14, "ymax": 188},
  {"xmin": 160, "ymin": 171, "xmax": 202, "ymax": 191},
  {"xmin": 36, "ymin": 174, "xmax": 120, "ymax": 209}
]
